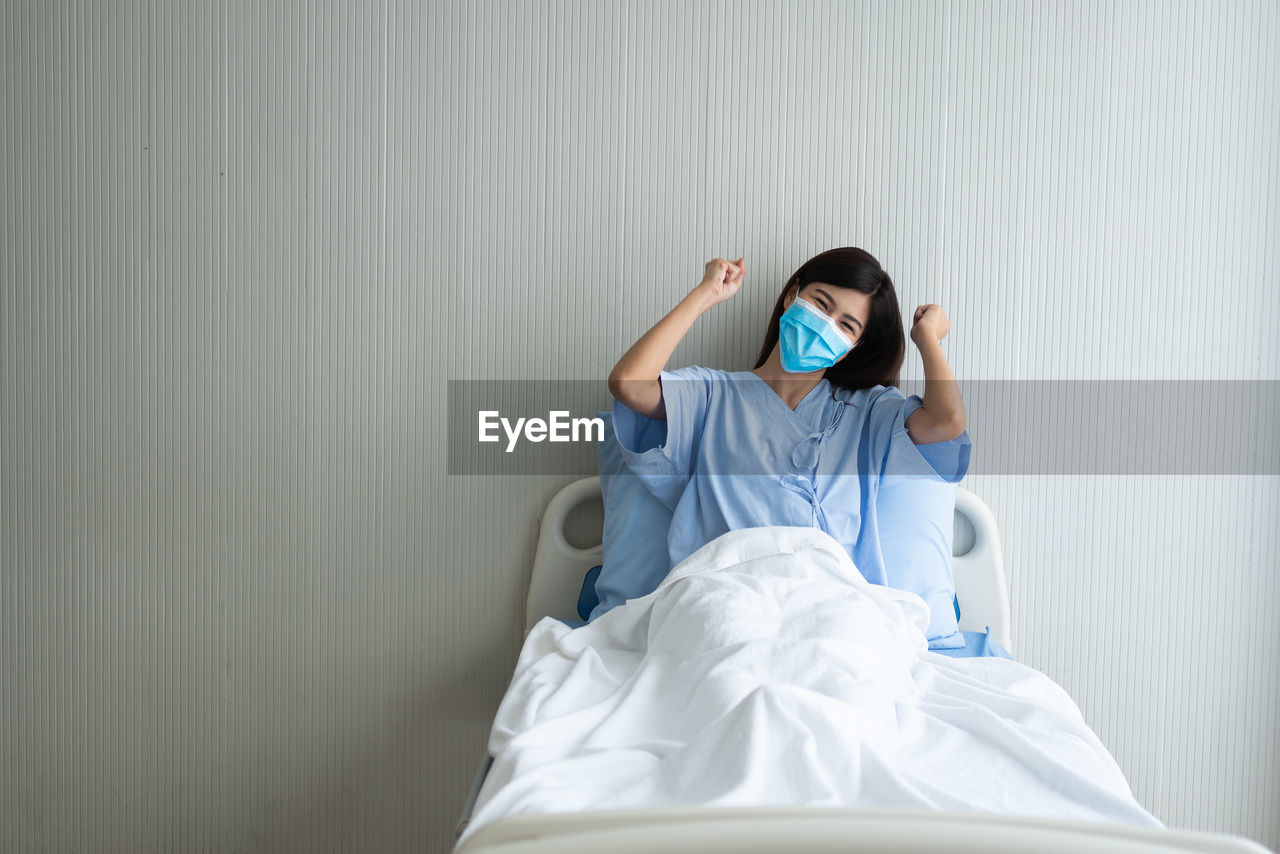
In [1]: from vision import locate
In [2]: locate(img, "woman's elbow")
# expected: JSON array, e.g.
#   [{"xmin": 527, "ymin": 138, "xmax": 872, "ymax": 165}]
[
  {"xmin": 607, "ymin": 368, "xmax": 632, "ymax": 403},
  {"xmin": 607, "ymin": 372, "xmax": 641, "ymax": 409},
  {"xmin": 608, "ymin": 363, "xmax": 650, "ymax": 394},
  {"xmin": 608, "ymin": 373, "xmax": 664, "ymax": 420}
]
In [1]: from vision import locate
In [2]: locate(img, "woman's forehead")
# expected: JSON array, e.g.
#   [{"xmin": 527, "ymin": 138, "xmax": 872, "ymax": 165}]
[{"xmin": 803, "ymin": 281, "xmax": 871, "ymax": 311}]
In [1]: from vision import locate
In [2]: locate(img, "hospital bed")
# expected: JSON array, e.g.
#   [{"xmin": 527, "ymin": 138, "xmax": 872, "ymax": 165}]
[{"xmin": 451, "ymin": 477, "xmax": 1271, "ymax": 854}]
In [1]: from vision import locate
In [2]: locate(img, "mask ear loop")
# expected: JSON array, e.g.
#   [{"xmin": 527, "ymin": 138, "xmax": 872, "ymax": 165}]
[{"xmin": 785, "ymin": 276, "xmax": 803, "ymax": 309}]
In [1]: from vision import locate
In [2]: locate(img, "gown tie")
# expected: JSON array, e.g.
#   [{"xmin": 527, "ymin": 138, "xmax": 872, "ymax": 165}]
[{"xmin": 778, "ymin": 400, "xmax": 849, "ymax": 532}]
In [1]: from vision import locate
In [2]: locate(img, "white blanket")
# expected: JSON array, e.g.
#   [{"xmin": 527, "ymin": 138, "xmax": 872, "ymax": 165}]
[{"xmin": 461, "ymin": 526, "xmax": 1162, "ymax": 843}]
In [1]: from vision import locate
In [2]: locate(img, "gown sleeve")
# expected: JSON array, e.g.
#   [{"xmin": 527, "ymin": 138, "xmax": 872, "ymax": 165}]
[
  {"xmin": 873, "ymin": 390, "xmax": 972, "ymax": 486},
  {"xmin": 609, "ymin": 364, "xmax": 715, "ymax": 509}
]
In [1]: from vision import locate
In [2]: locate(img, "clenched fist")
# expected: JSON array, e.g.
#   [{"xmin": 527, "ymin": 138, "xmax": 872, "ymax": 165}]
[
  {"xmin": 910, "ymin": 304, "xmax": 950, "ymax": 345},
  {"xmin": 694, "ymin": 256, "xmax": 745, "ymax": 306}
]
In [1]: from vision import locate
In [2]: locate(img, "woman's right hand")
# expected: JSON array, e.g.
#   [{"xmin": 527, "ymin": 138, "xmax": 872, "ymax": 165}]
[
  {"xmin": 608, "ymin": 255, "xmax": 744, "ymax": 419},
  {"xmin": 695, "ymin": 256, "xmax": 745, "ymax": 306}
]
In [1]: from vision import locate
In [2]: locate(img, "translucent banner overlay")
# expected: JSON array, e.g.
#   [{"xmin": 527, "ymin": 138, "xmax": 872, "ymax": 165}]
[{"xmin": 447, "ymin": 379, "xmax": 1280, "ymax": 476}]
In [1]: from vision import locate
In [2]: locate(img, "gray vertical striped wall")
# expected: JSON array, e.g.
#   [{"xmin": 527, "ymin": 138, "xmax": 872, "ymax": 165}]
[{"xmin": 3, "ymin": 1, "xmax": 1277, "ymax": 852}]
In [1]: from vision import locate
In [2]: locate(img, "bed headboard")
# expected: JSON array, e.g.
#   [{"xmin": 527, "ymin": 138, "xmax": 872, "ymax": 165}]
[{"xmin": 524, "ymin": 477, "xmax": 1012, "ymax": 654}]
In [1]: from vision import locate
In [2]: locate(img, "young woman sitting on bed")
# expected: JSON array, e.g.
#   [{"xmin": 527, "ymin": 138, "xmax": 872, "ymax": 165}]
[
  {"xmin": 459, "ymin": 249, "xmax": 1171, "ymax": 845},
  {"xmin": 605, "ymin": 246, "xmax": 971, "ymax": 589}
]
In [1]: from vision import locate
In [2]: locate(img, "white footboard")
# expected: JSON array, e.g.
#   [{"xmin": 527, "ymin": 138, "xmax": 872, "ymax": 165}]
[{"xmin": 455, "ymin": 806, "xmax": 1272, "ymax": 854}]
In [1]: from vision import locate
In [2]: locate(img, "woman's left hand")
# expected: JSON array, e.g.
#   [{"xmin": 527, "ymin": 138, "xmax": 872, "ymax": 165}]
[{"xmin": 910, "ymin": 304, "xmax": 950, "ymax": 345}]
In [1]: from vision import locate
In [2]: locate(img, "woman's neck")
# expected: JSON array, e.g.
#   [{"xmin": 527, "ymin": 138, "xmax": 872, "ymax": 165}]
[{"xmin": 750, "ymin": 349, "xmax": 827, "ymax": 411}]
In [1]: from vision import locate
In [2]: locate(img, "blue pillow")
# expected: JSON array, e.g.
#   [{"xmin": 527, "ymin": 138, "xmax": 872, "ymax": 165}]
[
  {"xmin": 577, "ymin": 565, "xmax": 602, "ymax": 620},
  {"xmin": 878, "ymin": 474, "xmax": 967, "ymax": 649},
  {"xmin": 587, "ymin": 411, "xmax": 676, "ymax": 621}
]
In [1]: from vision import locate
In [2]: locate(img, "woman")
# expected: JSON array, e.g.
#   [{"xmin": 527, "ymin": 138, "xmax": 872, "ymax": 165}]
[{"xmin": 606, "ymin": 247, "xmax": 971, "ymax": 586}]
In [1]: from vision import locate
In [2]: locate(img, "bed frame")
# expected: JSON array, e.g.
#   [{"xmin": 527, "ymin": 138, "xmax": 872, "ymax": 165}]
[
  {"xmin": 524, "ymin": 476, "xmax": 1013, "ymax": 651},
  {"xmin": 451, "ymin": 479, "xmax": 1273, "ymax": 854},
  {"xmin": 456, "ymin": 807, "xmax": 1270, "ymax": 854}
]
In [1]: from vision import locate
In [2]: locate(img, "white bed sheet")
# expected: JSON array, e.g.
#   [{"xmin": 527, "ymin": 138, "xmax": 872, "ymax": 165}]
[{"xmin": 460, "ymin": 525, "xmax": 1161, "ymax": 846}]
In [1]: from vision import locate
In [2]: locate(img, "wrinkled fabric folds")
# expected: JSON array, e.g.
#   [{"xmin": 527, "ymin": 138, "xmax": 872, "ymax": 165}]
[{"xmin": 461, "ymin": 526, "xmax": 1161, "ymax": 845}]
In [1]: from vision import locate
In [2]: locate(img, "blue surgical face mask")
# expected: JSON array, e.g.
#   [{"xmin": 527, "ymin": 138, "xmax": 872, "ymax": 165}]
[{"xmin": 778, "ymin": 295, "xmax": 855, "ymax": 373}]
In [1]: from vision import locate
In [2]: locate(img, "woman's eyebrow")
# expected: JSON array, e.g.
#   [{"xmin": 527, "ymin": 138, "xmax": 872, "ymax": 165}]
[{"xmin": 813, "ymin": 288, "xmax": 863, "ymax": 330}]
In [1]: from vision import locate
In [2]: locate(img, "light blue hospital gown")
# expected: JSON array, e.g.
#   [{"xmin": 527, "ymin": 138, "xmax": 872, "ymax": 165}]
[{"xmin": 611, "ymin": 365, "xmax": 972, "ymax": 585}]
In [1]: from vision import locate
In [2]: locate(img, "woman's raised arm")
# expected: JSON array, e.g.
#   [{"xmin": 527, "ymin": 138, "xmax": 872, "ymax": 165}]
[
  {"xmin": 607, "ymin": 257, "xmax": 744, "ymax": 420},
  {"xmin": 905, "ymin": 303, "xmax": 967, "ymax": 443}
]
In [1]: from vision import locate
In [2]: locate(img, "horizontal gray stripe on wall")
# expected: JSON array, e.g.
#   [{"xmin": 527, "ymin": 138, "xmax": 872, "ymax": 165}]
[{"xmin": 445, "ymin": 379, "xmax": 1280, "ymax": 475}]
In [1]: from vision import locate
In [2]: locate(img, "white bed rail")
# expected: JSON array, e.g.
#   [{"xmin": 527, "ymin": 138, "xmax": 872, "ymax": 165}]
[
  {"xmin": 953, "ymin": 487, "xmax": 1013, "ymax": 650},
  {"xmin": 524, "ymin": 476, "xmax": 604, "ymax": 634},
  {"xmin": 456, "ymin": 806, "xmax": 1272, "ymax": 854}
]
